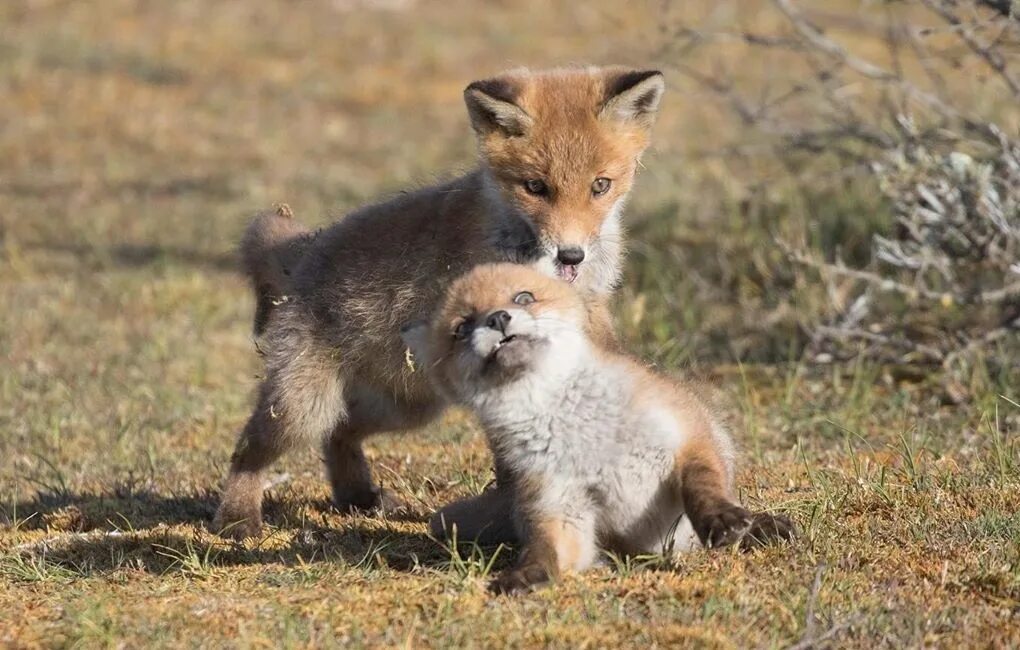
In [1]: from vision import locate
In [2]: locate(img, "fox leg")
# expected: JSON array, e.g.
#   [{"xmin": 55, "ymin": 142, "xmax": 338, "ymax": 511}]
[
  {"xmin": 489, "ymin": 511, "xmax": 597, "ymax": 595},
  {"xmin": 324, "ymin": 431, "xmax": 404, "ymax": 512},
  {"xmin": 429, "ymin": 454, "xmax": 519, "ymax": 544},
  {"xmin": 325, "ymin": 383, "xmax": 441, "ymax": 513},
  {"xmin": 214, "ymin": 317, "xmax": 345, "ymax": 541},
  {"xmin": 213, "ymin": 391, "xmax": 290, "ymax": 541},
  {"xmin": 429, "ymin": 485, "xmax": 518, "ymax": 544},
  {"xmin": 214, "ymin": 375, "xmax": 343, "ymax": 540},
  {"xmin": 489, "ymin": 479, "xmax": 597, "ymax": 595},
  {"xmin": 677, "ymin": 441, "xmax": 795, "ymax": 550}
]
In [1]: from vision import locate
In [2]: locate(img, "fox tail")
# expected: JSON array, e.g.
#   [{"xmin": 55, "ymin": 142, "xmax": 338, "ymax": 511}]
[{"xmin": 240, "ymin": 203, "xmax": 313, "ymax": 335}]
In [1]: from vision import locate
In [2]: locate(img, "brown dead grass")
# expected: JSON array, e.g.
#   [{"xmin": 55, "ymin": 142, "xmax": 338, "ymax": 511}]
[{"xmin": 2, "ymin": 1, "xmax": 1019, "ymax": 648}]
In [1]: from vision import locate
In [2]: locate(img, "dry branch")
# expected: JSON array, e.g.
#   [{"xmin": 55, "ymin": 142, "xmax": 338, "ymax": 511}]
[{"xmin": 662, "ymin": 0, "xmax": 1020, "ymax": 378}]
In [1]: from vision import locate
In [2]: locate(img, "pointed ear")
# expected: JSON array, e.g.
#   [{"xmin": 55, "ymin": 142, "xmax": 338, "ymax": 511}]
[
  {"xmin": 464, "ymin": 78, "xmax": 533, "ymax": 137},
  {"xmin": 400, "ymin": 320, "xmax": 433, "ymax": 370},
  {"xmin": 599, "ymin": 70, "xmax": 665, "ymax": 128}
]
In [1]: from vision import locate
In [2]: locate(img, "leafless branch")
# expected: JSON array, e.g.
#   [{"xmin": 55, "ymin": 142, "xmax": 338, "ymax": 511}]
[
  {"xmin": 920, "ymin": 0, "xmax": 1020, "ymax": 98},
  {"xmin": 659, "ymin": 0, "xmax": 1020, "ymax": 381},
  {"xmin": 773, "ymin": 0, "xmax": 958, "ymax": 113}
]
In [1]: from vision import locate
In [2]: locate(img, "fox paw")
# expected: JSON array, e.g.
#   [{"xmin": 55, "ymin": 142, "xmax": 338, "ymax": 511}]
[
  {"xmin": 212, "ymin": 509, "xmax": 263, "ymax": 541},
  {"xmin": 334, "ymin": 487, "xmax": 408, "ymax": 516},
  {"xmin": 740, "ymin": 511, "xmax": 797, "ymax": 549},
  {"xmin": 376, "ymin": 488, "xmax": 410, "ymax": 515},
  {"xmin": 699, "ymin": 504, "xmax": 754, "ymax": 549},
  {"xmin": 489, "ymin": 565, "xmax": 550, "ymax": 596}
]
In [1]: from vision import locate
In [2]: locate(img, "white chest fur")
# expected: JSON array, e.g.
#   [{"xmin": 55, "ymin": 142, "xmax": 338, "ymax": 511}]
[{"xmin": 469, "ymin": 353, "xmax": 694, "ymax": 555}]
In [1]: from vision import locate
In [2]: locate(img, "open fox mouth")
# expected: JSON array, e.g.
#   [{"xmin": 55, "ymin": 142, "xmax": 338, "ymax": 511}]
[
  {"xmin": 486, "ymin": 334, "xmax": 524, "ymax": 361},
  {"xmin": 491, "ymin": 334, "xmax": 517, "ymax": 354},
  {"xmin": 482, "ymin": 333, "xmax": 543, "ymax": 374},
  {"xmin": 556, "ymin": 264, "xmax": 579, "ymax": 283}
]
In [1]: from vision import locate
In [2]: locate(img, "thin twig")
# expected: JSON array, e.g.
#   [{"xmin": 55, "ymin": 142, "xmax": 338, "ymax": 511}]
[
  {"xmin": 920, "ymin": 0, "xmax": 1020, "ymax": 99},
  {"xmin": 785, "ymin": 244, "xmax": 1020, "ymax": 306},
  {"xmin": 942, "ymin": 314, "xmax": 1020, "ymax": 369},
  {"xmin": 803, "ymin": 565, "xmax": 826, "ymax": 639},
  {"xmin": 815, "ymin": 325, "xmax": 946, "ymax": 362},
  {"xmin": 787, "ymin": 613, "xmax": 863, "ymax": 650},
  {"xmin": 771, "ymin": 0, "xmax": 994, "ymax": 137}
]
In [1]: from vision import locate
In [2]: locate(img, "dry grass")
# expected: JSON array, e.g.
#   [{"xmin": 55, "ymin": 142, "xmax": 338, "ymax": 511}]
[{"xmin": 1, "ymin": 1, "xmax": 1018, "ymax": 647}]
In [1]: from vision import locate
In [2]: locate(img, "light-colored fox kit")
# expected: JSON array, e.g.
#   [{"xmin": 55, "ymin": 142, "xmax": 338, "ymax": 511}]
[
  {"xmin": 214, "ymin": 66, "xmax": 667, "ymax": 539},
  {"xmin": 402, "ymin": 264, "xmax": 795, "ymax": 594}
]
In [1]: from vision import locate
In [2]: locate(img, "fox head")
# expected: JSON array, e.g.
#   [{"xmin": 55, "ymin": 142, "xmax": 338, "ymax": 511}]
[
  {"xmin": 401, "ymin": 263, "xmax": 588, "ymax": 403},
  {"xmin": 464, "ymin": 67, "xmax": 665, "ymax": 291}
]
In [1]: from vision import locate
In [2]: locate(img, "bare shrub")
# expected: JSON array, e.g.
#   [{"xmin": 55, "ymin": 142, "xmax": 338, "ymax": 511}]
[{"xmin": 660, "ymin": 0, "xmax": 1020, "ymax": 383}]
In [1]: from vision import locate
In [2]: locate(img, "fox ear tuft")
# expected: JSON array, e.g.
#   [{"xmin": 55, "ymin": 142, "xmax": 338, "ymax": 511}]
[
  {"xmin": 400, "ymin": 320, "xmax": 432, "ymax": 369},
  {"xmin": 464, "ymin": 78, "xmax": 533, "ymax": 137},
  {"xmin": 599, "ymin": 70, "xmax": 665, "ymax": 128}
]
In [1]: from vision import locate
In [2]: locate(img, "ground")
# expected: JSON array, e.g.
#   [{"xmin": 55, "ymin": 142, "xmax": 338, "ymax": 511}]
[{"xmin": 1, "ymin": 1, "xmax": 1018, "ymax": 648}]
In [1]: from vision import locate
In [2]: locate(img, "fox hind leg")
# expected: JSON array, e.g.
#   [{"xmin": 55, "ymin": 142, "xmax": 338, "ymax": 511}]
[
  {"xmin": 214, "ymin": 325, "xmax": 345, "ymax": 540},
  {"xmin": 676, "ymin": 444, "xmax": 754, "ymax": 549},
  {"xmin": 324, "ymin": 432, "xmax": 397, "ymax": 512},
  {"xmin": 213, "ymin": 388, "xmax": 290, "ymax": 541},
  {"xmin": 325, "ymin": 384, "xmax": 441, "ymax": 515},
  {"xmin": 429, "ymin": 486, "xmax": 519, "ymax": 545},
  {"xmin": 741, "ymin": 511, "xmax": 796, "ymax": 549}
]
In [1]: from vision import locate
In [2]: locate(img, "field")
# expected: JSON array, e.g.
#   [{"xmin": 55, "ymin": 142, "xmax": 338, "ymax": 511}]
[{"xmin": 2, "ymin": 1, "xmax": 1019, "ymax": 647}]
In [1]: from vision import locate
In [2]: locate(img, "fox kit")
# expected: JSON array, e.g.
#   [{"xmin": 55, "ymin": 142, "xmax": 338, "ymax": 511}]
[
  {"xmin": 214, "ymin": 67, "xmax": 667, "ymax": 539},
  {"xmin": 402, "ymin": 264, "xmax": 795, "ymax": 594}
]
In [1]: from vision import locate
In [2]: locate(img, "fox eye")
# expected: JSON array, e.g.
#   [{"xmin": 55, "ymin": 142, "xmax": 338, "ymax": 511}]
[
  {"xmin": 523, "ymin": 179, "xmax": 548, "ymax": 196},
  {"xmin": 453, "ymin": 320, "xmax": 471, "ymax": 341},
  {"xmin": 512, "ymin": 291, "xmax": 535, "ymax": 306},
  {"xmin": 591, "ymin": 177, "xmax": 612, "ymax": 196}
]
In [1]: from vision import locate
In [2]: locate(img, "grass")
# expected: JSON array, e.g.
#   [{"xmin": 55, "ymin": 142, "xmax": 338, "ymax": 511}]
[{"xmin": 2, "ymin": 0, "xmax": 1019, "ymax": 647}]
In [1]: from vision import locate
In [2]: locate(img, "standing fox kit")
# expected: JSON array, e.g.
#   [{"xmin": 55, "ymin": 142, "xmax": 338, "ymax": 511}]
[
  {"xmin": 403, "ymin": 264, "xmax": 795, "ymax": 594},
  {"xmin": 214, "ymin": 67, "xmax": 666, "ymax": 539}
]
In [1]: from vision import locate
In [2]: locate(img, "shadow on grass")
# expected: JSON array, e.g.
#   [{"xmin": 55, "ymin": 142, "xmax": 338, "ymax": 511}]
[
  {"xmin": 9, "ymin": 524, "xmax": 453, "ymax": 577},
  {"xmin": 3, "ymin": 490, "xmax": 497, "ymax": 578},
  {"xmin": 3, "ymin": 488, "xmax": 428, "ymax": 534},
  {"xmin": 3, "ymin": 488, "xmax": 220, "ymax": 532}
]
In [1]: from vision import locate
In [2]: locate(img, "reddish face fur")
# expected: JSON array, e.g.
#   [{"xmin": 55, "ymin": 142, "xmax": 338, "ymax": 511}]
[
  {"xmin": 466, "ymin": 67, "xmax": 663, "ymax": 257},
  {"xmin": 435, "ymin": 264, "xmax": 585, "ymax": 338}
]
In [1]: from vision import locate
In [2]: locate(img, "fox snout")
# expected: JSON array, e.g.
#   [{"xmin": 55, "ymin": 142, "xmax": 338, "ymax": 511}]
[
  {"xmin": 474, "ymin": 308, "xmax": 519, "ymax": 345},
  {"xmin": 556, "ymin": 247, "xmax": 585, "ymax": 266},
  {"xmin": 485, "ymin": 309, "xmax": 513, "ymax": 334},
  {"xmin": 553, "ymin": 244, "xmax": 586, "ymax": 283},
  {"xmin": 470, "ymin": 309, "xmax": 536, "ymax": 373}
]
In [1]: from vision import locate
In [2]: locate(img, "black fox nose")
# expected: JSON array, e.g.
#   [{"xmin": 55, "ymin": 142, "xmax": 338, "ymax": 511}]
[
  {"xmin": 486, "ymin": 310, "xmax": 512, "ymax": 333},
  {"xmin": 556, "ymin": 247, "xmax": 585, "ymax": 265}
]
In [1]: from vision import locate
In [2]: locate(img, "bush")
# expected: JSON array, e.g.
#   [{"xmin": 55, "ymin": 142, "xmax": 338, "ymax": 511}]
[{"xmin": 662, "ymin": 0, "xmax": 1020, "ymax": 387}]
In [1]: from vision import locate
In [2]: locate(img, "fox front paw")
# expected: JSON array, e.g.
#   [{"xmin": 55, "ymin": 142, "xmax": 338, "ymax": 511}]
[
  {"xmin": 699, "ymin": 504, "xmax": 754, "ymax": 549},
  {"xmin": 740, "ymin": 511, "xmax": 797, "ymax": 549},
  {"xmin": 334, "ymin": 486, "xmax": 408, "ymax": 516},
  {"xmin": 489, "ymin": 565, "xmax": 550, "ymax": 596}
]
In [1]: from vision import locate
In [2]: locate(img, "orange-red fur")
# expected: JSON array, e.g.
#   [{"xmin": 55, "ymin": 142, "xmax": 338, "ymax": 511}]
[
  {"xmin": 214, "ymin": 67, "xmax": 666, "ymax": 540},
  {"xmin": 406, "ymin": 264, "xmax": 796, "ymax": 594}
]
